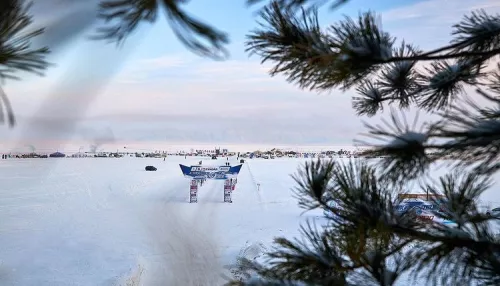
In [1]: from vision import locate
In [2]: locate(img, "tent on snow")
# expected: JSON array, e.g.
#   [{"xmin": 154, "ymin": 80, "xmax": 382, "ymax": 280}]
[{"xmin": 49, "ymin": 152, "xmax": 66, "ymax": 158}]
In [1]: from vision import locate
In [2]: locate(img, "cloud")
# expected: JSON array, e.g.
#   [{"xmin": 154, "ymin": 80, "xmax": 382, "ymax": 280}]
[
  {"xmin": 381, "ymin": 0, "xmax": 500, "ymax": 47},
  {"xmin": 2, "ymin": 112, "xmax": 361, "ymax": 146},
  {"xmin": 115, "ymin": 55, "xmax": 195, "ymax": 84},
  {"xmin": 138, "ymin": 55, "xmax": 190, "ymax": 69},
  {"xmin": 89, "ymin": 50, "xmax": 334, "ymax": 122},
  {"xmin": 3, "ymin": 0, "xmax": 498, "ymax": 146},
  {"xmin": 382, "ymin": 0, "xmax": 497, "ymax": 22},
  {"xmin": 115, "ymin": 54, "xmax": 278, "ymax": 88}
]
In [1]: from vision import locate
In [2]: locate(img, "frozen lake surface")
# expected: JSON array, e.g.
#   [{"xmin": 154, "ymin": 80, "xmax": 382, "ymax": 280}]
[{"xmin": 0, "ymin": 157, "xmax": 499, "ymax": 285}]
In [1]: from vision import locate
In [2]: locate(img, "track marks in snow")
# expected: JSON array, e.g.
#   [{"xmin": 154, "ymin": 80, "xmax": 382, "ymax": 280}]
[{"xmin": 242, "ymin": 161, "xmax": 267, "ymax": 211}]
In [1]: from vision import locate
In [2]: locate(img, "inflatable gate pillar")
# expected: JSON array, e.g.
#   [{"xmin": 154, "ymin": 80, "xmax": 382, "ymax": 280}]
[
  {"xmin": 224, "ymin": 179, "xmax": 232, "ymax": 203},
  {"xmin": 190, "ymin": 179, "xmax": 198, "ymax": 203}
]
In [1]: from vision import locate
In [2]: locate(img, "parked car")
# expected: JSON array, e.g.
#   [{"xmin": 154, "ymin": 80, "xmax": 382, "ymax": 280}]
[{"xmin": 145, "ymin": 165, "xmax": 157, "ymax": 171}]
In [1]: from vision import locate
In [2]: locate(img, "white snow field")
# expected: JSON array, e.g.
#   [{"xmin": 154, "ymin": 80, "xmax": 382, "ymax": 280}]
[
  {"xmin": 1, "ymin": 157, "xmax": 500, "ymax": 286},
  {"xmin": 0, "ymin": 156, "xmax": 326, "ymax": 286}
]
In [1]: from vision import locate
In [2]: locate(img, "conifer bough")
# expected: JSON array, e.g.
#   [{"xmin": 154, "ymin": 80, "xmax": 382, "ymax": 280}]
[
  {"xmin": 223, "ymin": 3, "xmax": 500, "ymax": 285},
  {"xmin": 2, "ymin": 1, "xmax": 500, "ymax": 284}
]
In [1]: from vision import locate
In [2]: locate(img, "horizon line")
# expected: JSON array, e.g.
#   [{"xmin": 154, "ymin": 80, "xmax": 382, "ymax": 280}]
[{"xmin": 0, "ymin": 139, "xmax": 368, "ymax": 153}]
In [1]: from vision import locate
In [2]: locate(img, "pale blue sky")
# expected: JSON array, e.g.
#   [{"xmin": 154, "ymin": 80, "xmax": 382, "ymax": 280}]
[{"xmin": 2, "ymin": 0, "xmax": 499, "ymax": 150}]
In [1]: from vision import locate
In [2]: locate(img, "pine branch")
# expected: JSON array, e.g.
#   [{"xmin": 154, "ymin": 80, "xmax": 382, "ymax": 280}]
[
  {"xmin": 246, "ymin": 0, "xmax": 349, "ymax": 11},
  {"xmin": 487, "ymin": 63, "xmax": 500, "ymax": 92},
  {"xmin": 323, "ymin": 9, "xmax": 500, "ymax": 64},
  {"xmin": 355, "ymin": 111, "xmax": 435, "ymax": 183},
  {"xmin": 263, "ymin": 222, "xmax": 352, "ymax": 284},
  {"xmin": 247, "ymin": 5, "xmax": 395, "ymax": 90},
  {"xmin": 382, "ymin": 171, "xmax": 500, "ymax": 285},
  {"xmin": 253, "ymin": 160, "xmax": 422, "ymax": 285},
  {"xmin": 416, "ymin": 59, "xmax": 486, "ymax": 111},
  {"xmin": 246, "ymin": 2, "xmax": 338, "ymax": 90},
  {"xmin": 94, "ymin": 0, "xmax": 229, "ymax": 59},
  {"xmin": 243, "ymin": 3, "xmax": 500, "ymax": 285},
  {"xmin": 94, "ymin": 0, "xmax": 158, "ymax": 44},
  {"xmin": 0, "ymin": 0, "xmax": 50, "ymax": 128},
  {"xmin": 291, "ymin": 159, "xmax": 336, "ymax": 210},
  {"xmin": 376, "ymin": 42, "xmax": 422, "ymax": 108},
  {"xmin": 233, "ymin": 158, "xmax": 500, "ymax": 285},
  {"xmin": 430, "ymin": 89, "xmax": 500, "ymax": 174},
  {"xmin": 0, "ymin": 1, "xmax": 50, "ymax": 80},
  {"xmin": 451, "ymin": 10, "xmax": 500, "ymax": 54},
  {"xmin": 375, "ymin": 47, "xmax": 500, "ymax": 63},
  {"xmin": 352, "ymin": 80, "xmax": 385, "ymax": 116},
  {"xmin": 0, "ymin": 86, "xmax": 15, "ymax": 127},
  {"xmin": 246, "ymin": 6, "xmax": 500, "ymax": 105}
]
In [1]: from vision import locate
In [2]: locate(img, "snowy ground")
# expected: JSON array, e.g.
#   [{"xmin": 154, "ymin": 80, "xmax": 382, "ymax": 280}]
[
  {"xmin": 1, "ymin": 157, "xmax": 499, "ymax": 286},
  {"xmin": 0, "ymin": 156, "xmax": 325, "ymax": 286}
]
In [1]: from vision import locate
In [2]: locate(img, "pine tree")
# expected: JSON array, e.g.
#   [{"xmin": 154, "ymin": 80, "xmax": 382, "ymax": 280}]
[{"xmin": 224, "ymin": 2, "xmax": 500, "ymax": 286}]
